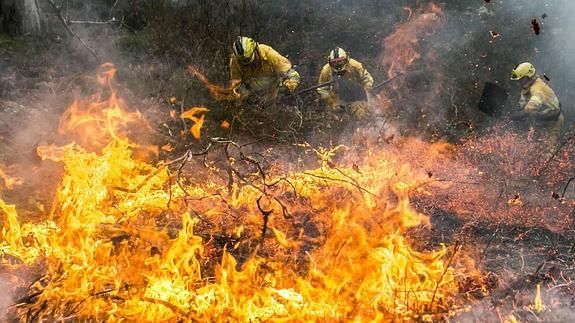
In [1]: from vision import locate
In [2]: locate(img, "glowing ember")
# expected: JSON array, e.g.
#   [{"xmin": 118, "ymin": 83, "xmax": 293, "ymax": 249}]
[{"xmin": 221, "ymin": 120, "xmax": 231, "ymax": 129}]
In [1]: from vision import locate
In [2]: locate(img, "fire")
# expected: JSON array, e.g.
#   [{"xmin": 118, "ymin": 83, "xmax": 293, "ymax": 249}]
[
  {"xmin": 528, "ymin": 284, "xmax": 545, "ymax": 313},
  {"xmin": 221, "ymin": 120, "xmax": 231, "ymax": 129},
  {"xmin": 187, "ymin": 65, "xmax": 240, "ymax": 101},
  {"xmin": 181, "ymin": 106, "xmax": 210, "ymax": 139},
  {"xmin": 380, "ymin": 3, "xmax": 444, "ymax": 78},
  {"xmin": 58, "ymin": 63, "xmax": 148, "ymax": 150},
  {"xmin": 0, "ymin": 65, "xmax": 482, "ymax": 321},
  {"xmin": 0, "ymin": 164, "xmax": 23, "ymax": 190}
]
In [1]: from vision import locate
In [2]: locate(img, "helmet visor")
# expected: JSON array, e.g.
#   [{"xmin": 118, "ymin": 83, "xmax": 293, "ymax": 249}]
[
  {"xmin": 329, "ymin": 57, "xmax": 348, "ymax": 72},
  {"xmin": 510, "ymin": 69, "xmax": 523, "ymax": 80}
]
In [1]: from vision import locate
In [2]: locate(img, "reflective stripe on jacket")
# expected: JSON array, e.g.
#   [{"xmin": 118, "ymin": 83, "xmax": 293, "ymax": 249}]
[{"xmin": 519, "ymin": 77, "xmax": 560, "ymax": 120}]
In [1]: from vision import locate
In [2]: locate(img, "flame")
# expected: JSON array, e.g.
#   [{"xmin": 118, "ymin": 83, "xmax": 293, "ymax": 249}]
[
  {"xmin": 507, "ymin": 194, "xmax": 523, "ymax": 206},
  {"xmin": 0, "ymin": 65, "xmax": 482, "ymax": 321},
  {"xmin": 161, "ymin": 143, "xmax": 174, "ymax": 152},
  {"xmin": 221, "ymin": 120, "xmax": 231, "ymax": 129},
  {"xmin": 528, "ymin": 284, "xmax": 545, "ymax": 313},
  {"xmin": 1, "ymin": 141, "xmax": 471, "ymax": 320},
  {"xmin": 380, "ymin": 3, "xmax": 444, "ymax": 78},
  {"xmin": 58, "ymin": 63, "xmax": 148, "ymax": 150},
  {"xmin": 0, "ymin": 164, "xmax": 23, "ymax": 190},
  {"xmin": 181, "ymin": 106, "xmax": 210, "ymax": 139},
  {"xmin": 187, "ymin": 65, "xmax": 240, "ymax": 101}
]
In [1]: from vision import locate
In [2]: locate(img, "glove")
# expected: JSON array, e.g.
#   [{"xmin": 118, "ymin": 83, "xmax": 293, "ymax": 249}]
[
  {"xmin": 245, "ymin": 94, "xmax": 261, "ymax": 106},
  {"xmin": 279, "ymin": 85, "xmax": 291, "ymax": 96}
]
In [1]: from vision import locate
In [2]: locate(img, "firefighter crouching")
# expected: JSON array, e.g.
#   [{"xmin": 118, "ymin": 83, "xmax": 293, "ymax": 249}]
[
  {"xmin": 317, "ymin": 47, "xmax": 374, "ymax": 119},
  {"xmin": 230, "ymin": 36, "xmax": 300, "ymax": 105},
  {"xmin": 510, "ymin": 62, "xmax": 564, "ymax": 152}
]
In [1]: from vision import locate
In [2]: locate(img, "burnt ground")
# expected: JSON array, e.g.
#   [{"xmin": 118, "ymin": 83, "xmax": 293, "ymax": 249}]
[{"xmin": 407, "ymin": 198, "xmax": 575, "ymax": 321}]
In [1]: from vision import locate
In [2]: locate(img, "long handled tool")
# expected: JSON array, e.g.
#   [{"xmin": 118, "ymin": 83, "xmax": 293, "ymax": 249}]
[
  {"xmin": 284, "ymin": 72, "xmax": 405, "ymax": 100},
  {"xmin": 371, "ymin": 72, "xmax": 404, "ymax": 91}
]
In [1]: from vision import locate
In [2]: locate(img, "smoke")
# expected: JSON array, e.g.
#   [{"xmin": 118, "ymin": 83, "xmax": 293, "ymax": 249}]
[{"xmin": 0, "ymin": 274, "xmax": 13, "ymax": 321}]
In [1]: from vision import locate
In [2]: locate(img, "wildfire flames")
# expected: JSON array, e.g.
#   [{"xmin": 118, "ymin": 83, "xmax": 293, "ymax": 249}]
[
  {"xmin": 380, "ymin": 3, "xmax": 444, "ymax": 78},
  {"xmin": 0, "ymin": 63, "xmax": 484, "ymax": 320},
  {"xmin": 58, "ymin": 63, "xmax": 148, "ymax": 151},
  {"xmin": 187, "ymin": 65, "xmax": 240, "ymax": 101}
]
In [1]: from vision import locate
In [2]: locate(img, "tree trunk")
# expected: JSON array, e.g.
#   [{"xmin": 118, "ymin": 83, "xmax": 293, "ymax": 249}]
[
  {"xmin": 0, "ymin": 0, "xmax": 43, "ymax": 35},
  {"xmin": 20, "ymin": 0, "xmax": 42, "ymax": 34}
]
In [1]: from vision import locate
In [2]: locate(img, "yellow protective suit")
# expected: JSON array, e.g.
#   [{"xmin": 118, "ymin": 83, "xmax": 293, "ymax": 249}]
[
  {"xmin": 317, "ymin": 58, "xmax": 374, "ymax": 110},
  {"xmin": 516, "ymin": 77, "xmax": 563, "ymax": 151},
  {"xmin": 230, "ymin": 44, "xmax": 300, "ymax": 101}
]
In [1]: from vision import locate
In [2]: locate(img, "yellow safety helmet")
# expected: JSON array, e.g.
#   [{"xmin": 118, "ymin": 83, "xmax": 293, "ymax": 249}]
[
  {"xmin": 328, "ymin": 47, "xmax": 349, "ymax": 73},
  {"xmin": 510, "ymin": 62, "xmax": 536, "ymax": 81},
  {"xmin": 233, "ymin": 36, "xmax": 258, "ymax": 65}
]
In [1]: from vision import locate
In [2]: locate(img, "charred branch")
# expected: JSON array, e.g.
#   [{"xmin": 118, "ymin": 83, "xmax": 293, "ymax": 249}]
[
  {"xmin": 256, "ymin": 195, "xmax": 272, "ymax": 250},
  {"xmin": 561, "ymin": 177, "xmax": 575, "ymax": 199}
]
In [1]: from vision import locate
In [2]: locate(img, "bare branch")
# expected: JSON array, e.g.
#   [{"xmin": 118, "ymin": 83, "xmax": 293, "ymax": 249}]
[
  {"xmin": 45, "ymin": 0, "xmax": 101, "ymax": 62},
  {"xmin": 430, "ymin": 240, "xmax": 460, "ymax": 309},
  {"xmin": 67, "ymin": 18, "xmax": 135, "ymax": 32},
  {"xmin": 561, "ymin": 177, "xmax": 575, "ymax": 199},
  {"xmin": 109, "ymin": 0, "xmax": 120, "ymax": 17},
  {"xmin": 303, "ymin": 171, "xmax": 376, "ymax": 197}
]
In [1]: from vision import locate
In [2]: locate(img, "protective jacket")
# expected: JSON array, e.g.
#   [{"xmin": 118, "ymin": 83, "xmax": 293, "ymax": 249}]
[
  {"xmin": 515, "ymin": 77, "xmax": 563, "ymax": 152},
  {"xmin": 230, "ymin": 44, "xmax": 300, "ymax": 100},
  {"xmin": 518, "ymin": 77, "xmax": 561, "ymax": 121},
  {"xmin": 317, "ymin": 59, "xmax": 374, "ymax": 108}
]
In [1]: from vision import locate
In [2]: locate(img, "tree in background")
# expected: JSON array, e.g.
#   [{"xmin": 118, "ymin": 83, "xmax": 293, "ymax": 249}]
[{"xmin": 0, "ymin": 0, "xmax": 43, "ymax": 35}]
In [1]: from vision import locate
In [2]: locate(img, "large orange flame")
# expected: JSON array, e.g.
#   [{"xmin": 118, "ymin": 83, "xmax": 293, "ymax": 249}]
[
  {"xmin": 58, "ymin": 63, "xmax": 148, "ymax": 150},
  {"xmin": 0, "ymin": 64, "xmax": 482, "ymax": 321}
]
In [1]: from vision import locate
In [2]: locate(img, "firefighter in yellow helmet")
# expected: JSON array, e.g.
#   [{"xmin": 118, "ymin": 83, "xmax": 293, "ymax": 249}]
[
  {"xmin": 230, "ymin": 36, "xmax": 300, "ymax": 105},
  {"xmin": 510, "ymin": 62, "xmax": 564, "ymax": 152},
  {"xmin": 317, "ymin": 47, "xmax": 374, "ymax": 118}
]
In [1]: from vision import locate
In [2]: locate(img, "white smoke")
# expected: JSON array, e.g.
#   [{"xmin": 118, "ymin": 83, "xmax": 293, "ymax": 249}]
[{"xmin": 0, "ymin": 273, "xmax": 14, "ymax": 320}]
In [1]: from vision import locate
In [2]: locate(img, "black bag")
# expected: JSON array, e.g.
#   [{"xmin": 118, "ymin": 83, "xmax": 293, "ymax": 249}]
[{"xmin": 478, "ymin": 82, "xmax": 508, "ymax": 117}]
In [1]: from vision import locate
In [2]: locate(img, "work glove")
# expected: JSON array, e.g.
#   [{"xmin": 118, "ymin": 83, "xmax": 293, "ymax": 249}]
[
  {"xmin": 245, "ymin": 94, "xmax": 261, "ymax": 106},
  {"xmin": 279, "ymin": 85, "xmax": 291, "ymax": 96}
]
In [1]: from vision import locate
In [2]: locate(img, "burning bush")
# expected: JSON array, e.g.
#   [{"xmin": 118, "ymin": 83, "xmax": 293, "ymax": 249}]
[{"xmin": 0, "ymin": 64, "xmax": 485, "ymax": 321}]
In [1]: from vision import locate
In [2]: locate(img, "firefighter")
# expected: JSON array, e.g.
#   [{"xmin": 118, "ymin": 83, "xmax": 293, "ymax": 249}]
[
  {"xmin": 230, "ymin": 36, "xmax": 300, "ymax": 105},
  {"xmin": 510, "ymin": 62, "xmax": 564, "ymax": 152},
  {"xmin": 317, "ymin": 47, "xmax": 374, "ymax": 118}
]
